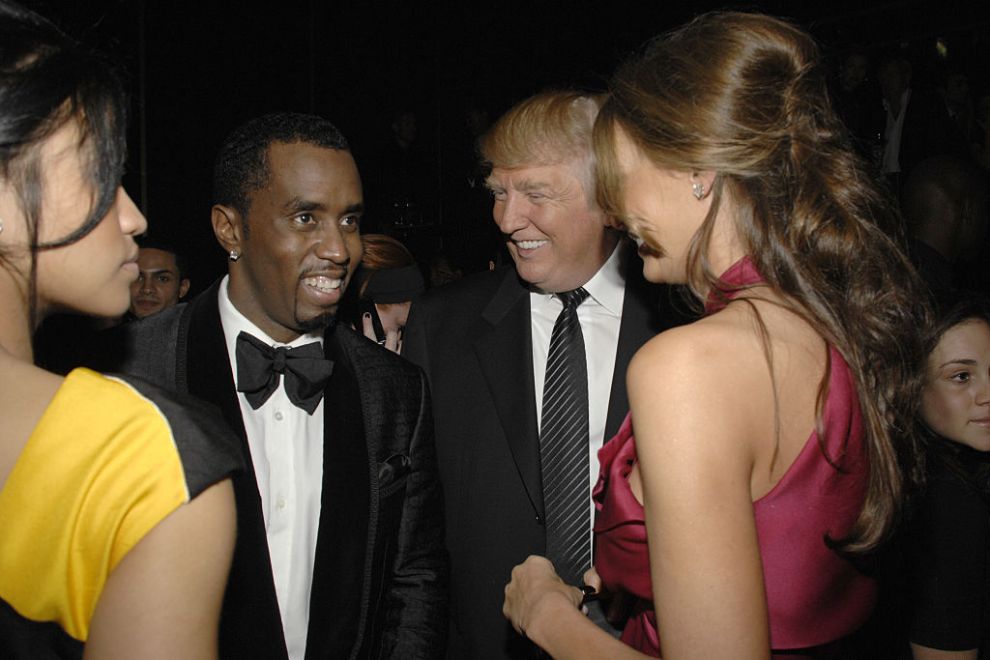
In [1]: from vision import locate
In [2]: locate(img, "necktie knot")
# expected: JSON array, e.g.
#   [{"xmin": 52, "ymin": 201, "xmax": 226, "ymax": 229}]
[
  {"xmin": 271, "ymin": 347, "xmax": 288, "ymax": 373},
  {"xmin": 235, "ymin": 331, "xmax": 334, "ymax": 415},
  {"xmin": 558, "ymin": 287, "xmax": 589, "ymax": 310}
]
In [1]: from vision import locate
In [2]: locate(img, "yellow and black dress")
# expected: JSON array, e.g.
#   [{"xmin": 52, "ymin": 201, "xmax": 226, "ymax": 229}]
[{"xmin": 0, "ymin": 368, "xmax": 242, "ymax": 658}]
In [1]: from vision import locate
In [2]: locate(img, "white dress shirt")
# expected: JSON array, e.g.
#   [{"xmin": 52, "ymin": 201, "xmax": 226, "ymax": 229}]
[
  {"xmin": 530, "ymin": 244, "xmax": 625, "ymax": 547},
  {"xmin": 218, "ymin": 276, "xmax": 324, "ymax": 660}
]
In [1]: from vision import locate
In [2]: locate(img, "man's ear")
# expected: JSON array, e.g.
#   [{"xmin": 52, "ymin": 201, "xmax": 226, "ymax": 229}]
[
  {"xmin": 211, "ymin": 204, "xmax": 242, "ymax": 255},
  {"xmin": 178, "ymin": 278, "xmax": 191, "ymax": 299}
]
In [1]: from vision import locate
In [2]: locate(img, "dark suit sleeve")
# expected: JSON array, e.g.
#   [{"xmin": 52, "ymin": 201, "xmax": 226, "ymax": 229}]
[
  {"xmin": 81, "ymin": 304, "xmax": 184, "ymax": 388},
  {"xmin": 401, "ymin": 296, "xmax": 431, "ymax": 371},
  {"xmin": 380, "ymin": 363, "xmax": 448, "ymax": 658}
]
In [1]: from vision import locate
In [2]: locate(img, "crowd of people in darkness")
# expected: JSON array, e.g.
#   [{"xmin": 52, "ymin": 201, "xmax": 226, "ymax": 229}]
[{"xmin": 3, "ymin": 1, "xmax": 990, "ymax": 658}]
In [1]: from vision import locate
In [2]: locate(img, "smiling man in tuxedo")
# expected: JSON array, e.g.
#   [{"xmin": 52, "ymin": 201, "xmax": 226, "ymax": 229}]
[
  {"xmin": 95, "ymin": 112, "xmax": 446, "ymax": 659},
  {"xmin": 403, "ymin": 90, "xmax": 686, "ymax": 659}
]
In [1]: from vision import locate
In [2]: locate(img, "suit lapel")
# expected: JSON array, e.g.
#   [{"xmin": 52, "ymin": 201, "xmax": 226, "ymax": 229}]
[
  {"xmin": 183, "ymin": 281, "xmax": 288, "ymax": 660},
  {"xmin": 472, "ymin": 270, "xmax": 544, "ymax": 517},
  {"xmin": 605, "ymin": 266, "xmax": 650, "ymax": 439},
  {"xmin": 305, "ymin": 329, "xmax": 369, "ymax": 660},
  {"xmin": 183, "ymin": 282, "xmax": 245, "ymax": 440},
  {"xmin": 605, "ymin": 247, "xmax": 686, "ymax": 439}
]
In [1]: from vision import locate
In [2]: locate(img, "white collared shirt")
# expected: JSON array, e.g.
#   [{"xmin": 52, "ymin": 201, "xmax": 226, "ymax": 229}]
[
  {"xmin": 217, "ymin": 275, "xmax": 323, "ymax": 660},
  {"xmin": 530, "ymin": 244, "xmax": 625, "ymax": 544}
]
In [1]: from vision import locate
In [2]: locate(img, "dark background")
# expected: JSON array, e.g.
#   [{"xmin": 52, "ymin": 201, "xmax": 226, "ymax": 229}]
[{"xmin": 27, "ymin": 0, "xmax": 990, "ymax": 291}]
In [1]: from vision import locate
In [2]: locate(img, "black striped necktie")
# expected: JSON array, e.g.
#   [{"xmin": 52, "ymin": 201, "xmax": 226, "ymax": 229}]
[{"xmin": 540, "ymin": 287, "xmax": 590, "ymax": 586}]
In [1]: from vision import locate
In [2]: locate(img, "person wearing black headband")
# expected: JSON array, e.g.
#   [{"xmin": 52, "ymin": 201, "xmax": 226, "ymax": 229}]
[
  {"xmin": 345, "ymin": 233, "xmax": 425, "ymax": 352},
  {"xmin": 363, "ymin": 264, "xmax": 425, "ymax": 337}
]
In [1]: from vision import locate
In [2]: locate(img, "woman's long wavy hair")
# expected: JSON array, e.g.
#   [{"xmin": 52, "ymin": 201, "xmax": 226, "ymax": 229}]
[{"xmin": 595, "ymin": 11, "xmax": 930, "ymax": 554}]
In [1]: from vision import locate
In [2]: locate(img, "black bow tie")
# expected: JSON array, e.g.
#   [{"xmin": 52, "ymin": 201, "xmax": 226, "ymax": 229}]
[{"xmin": 235, "ymin": 331, "xmax": 333, "ymax": 414}]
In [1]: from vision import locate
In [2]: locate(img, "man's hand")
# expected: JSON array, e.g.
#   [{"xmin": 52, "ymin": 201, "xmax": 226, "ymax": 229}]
[{"xmin": 503, "ymin": 555, "xmax": 583, "ymax": 637}]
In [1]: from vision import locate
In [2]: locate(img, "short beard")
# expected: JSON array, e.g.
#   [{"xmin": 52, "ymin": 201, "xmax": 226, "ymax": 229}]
[{"xmin": 295, "ymin": 311, "xmax": 337, "ymax": 335}]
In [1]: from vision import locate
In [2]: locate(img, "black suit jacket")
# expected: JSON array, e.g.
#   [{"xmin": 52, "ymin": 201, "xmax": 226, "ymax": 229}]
[
  {"xmin": 402, "ymin": 244, "xmax": 688, "ymax": 659},
  {"xmin": 93, "ymin": 279, "xmax": 447, "ymax": 660}
]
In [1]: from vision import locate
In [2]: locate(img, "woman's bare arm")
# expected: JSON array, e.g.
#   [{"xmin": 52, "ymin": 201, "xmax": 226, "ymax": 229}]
[
  {"xmin": 85, "ymin": 479, "xmax": 236, "ymax": 660},
  {"xmin": 503, "ymin": 556, "xmax": 652, "ymax": 659},
  {"xmin": 629, "ymin": 325, "xmax": 771, "ymax": 659}
]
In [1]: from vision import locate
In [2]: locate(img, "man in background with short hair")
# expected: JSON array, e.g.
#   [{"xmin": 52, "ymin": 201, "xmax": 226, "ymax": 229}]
[{"xmin": 128, "ymin": 241, "xmax": 191, "ymax": 319}]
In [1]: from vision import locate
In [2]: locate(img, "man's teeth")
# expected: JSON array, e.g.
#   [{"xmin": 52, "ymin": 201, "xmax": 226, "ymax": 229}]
[
  {"xmin": 304, "ymin": 276, "xmax": 342, "ymax": 292},
  {"xmin": 516, "ymin": 240, "xmax": 547, "ymax": 250}
]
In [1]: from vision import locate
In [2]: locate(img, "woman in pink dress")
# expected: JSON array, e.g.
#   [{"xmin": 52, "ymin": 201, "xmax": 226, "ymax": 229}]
[{"xmin": 503, "ymin": 12, "xmax": 928, "ymax": 658}]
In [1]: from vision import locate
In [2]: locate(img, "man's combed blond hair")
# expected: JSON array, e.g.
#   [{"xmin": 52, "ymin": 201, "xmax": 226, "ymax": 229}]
[{"xmin": 481, "ymin": 90, "xmax": 604, "ymax": 171}]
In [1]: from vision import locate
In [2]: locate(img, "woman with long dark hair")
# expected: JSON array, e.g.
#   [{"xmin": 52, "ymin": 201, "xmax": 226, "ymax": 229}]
[
  {"xmin": 0, "ymin": 2, "xmax": 239, "ymax": 657},
  {"xmin": 504, "ymin": 12, "xmax": 929, "ymax": 657},
  {"xmin": 908, "ymin": 294, "xmax": 990, "ymax": 658}
]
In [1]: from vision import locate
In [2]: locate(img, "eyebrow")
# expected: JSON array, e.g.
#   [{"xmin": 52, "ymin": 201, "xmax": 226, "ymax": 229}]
[
  {"xmin": 937, "ymin": 358, "xmax": 978, "ymax": 369},
  {"xmin": 283, "ymin": 198, "xmax": 326, "ymax": 214},
  {"xmin": 141, "ymin": 268, "xmax": 176, "ymax": 276},
  {"xmin": 513, "ymin": 179, "xmax": 553, "ymax": 193},
  {"xmin": 484, "ymin": 177, "xmax": 556, "ymax": 196},
  {"xmin": 283, "ymin": 198, "xmax": 364, "ymax": 215}
]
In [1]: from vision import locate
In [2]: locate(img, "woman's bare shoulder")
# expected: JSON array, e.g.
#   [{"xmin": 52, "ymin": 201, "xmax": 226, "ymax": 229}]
[
  {"xmin": 631, "ymin": 308, "xmax": 768, "ymax": 388},
  {"xmin": 0, "ymin": 358, "xmax": 64, "ymax": 486},
  {"xmin": 627, "ymin": 310, "xmax": 776, "ymax": 461},
  {"xmin": 0, "ymin": 357, "xmax": 63, "ymax": 398}
]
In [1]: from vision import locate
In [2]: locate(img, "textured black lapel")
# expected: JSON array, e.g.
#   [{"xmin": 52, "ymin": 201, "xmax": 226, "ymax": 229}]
[
  {"xmin": 184, "ymin": 281, "xmax": 245, "ymax": 440},
  {"xmin": 472, "ymin": 270, "xmax": 544, "ymax": 519},
  {"xmin": 305, "ymin": 327, "xmax": 369, "ymax": 660}
]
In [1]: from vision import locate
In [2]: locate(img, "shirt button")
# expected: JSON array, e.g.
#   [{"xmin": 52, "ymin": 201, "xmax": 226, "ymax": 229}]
[
  {"xmin": 276, "ymin": 497, "xmax": 286, "ymax": 510},
  {"xmin": 274, "ymin": 411, "xmax": 284, "ymax": 421}
]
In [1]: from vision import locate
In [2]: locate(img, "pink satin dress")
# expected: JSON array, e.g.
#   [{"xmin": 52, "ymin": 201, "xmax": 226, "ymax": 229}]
[{"xmin": 592, "ymin": 258, "xmax": 876, "ymax": 656}]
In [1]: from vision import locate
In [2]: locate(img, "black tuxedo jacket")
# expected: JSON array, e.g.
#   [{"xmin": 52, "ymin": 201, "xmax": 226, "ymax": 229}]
[
  {"xmin": 402, "ymin": 245, "xmax": 688, "ymax": 659},
  {"xmin": 93, "ymin": 279, "xmax": 447, "ymax": 660}
]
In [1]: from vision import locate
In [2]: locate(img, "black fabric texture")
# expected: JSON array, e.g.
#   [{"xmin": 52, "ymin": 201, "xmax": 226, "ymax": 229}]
[
  {"xmin": 114, "ymin": 373, "xmax": 244, "ymax": 499},
  {"xmin": 908, "ymin": 460, "xmax": 990, "ymax": 651}
]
